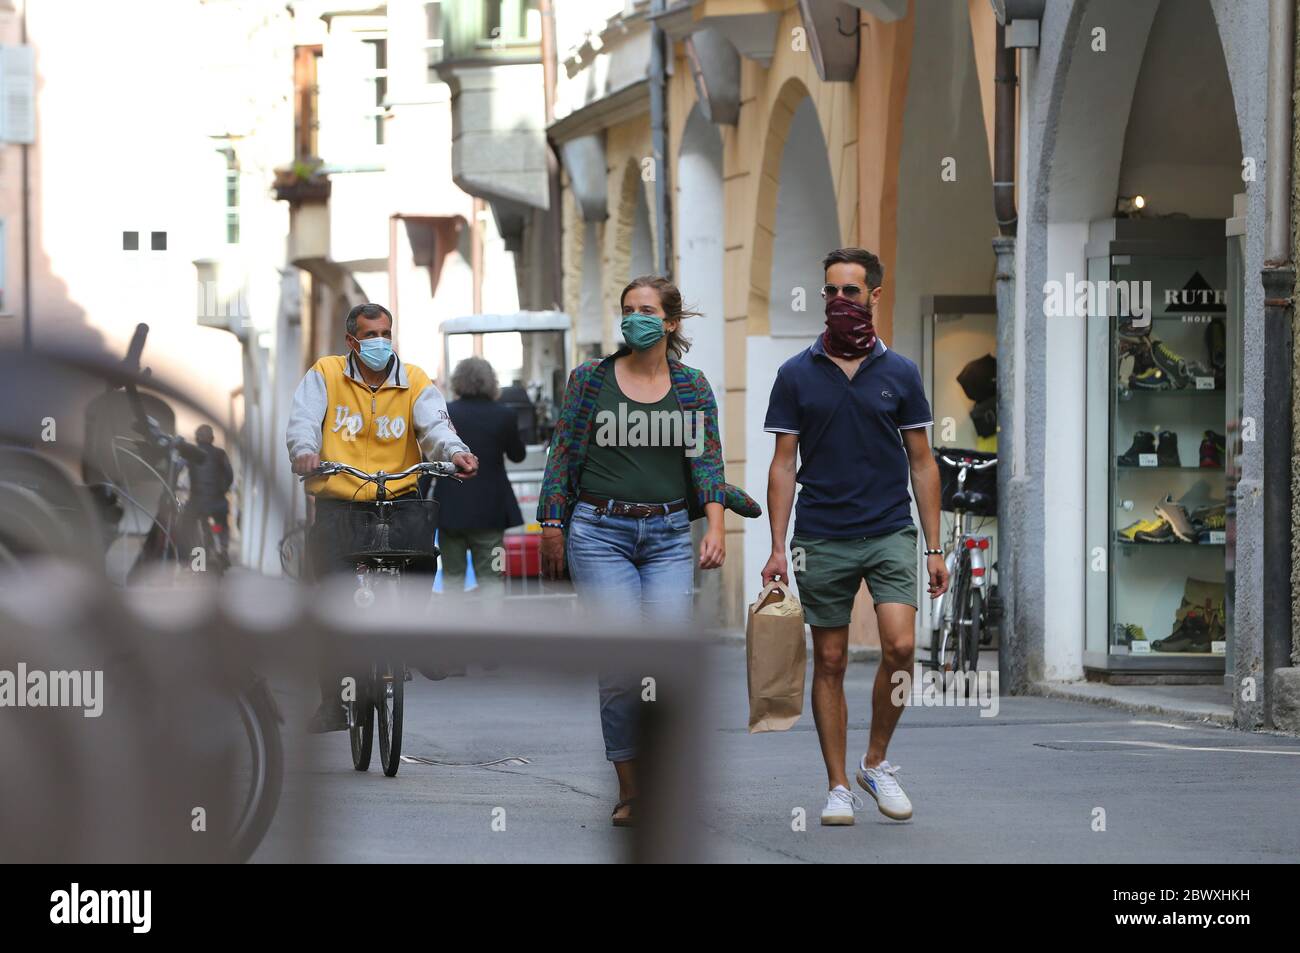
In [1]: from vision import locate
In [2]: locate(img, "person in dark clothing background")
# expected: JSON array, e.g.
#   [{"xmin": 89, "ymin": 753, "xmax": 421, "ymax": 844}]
[
  {"xmin": 184, "ymin": 424, "xmax": 235, "ymax": 563},
  {"xmin": 434, "ymin": 357, "xmax": 527, "ymax": 596}
]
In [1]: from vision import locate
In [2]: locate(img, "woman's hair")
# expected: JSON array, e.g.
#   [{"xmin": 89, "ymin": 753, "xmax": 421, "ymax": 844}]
[
  {"xmin": 616, "ymin": 275, "xmax": 701, "ymax": 361},
  {"xmin": 450, "ymin": 356, "xmax": 500, "ymax": 400}
]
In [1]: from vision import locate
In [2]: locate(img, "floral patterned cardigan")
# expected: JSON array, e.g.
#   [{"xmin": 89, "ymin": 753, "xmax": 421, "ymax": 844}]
[{"xmin": 536, "ymin": 356, "xmax": 762, "ymax": 525}]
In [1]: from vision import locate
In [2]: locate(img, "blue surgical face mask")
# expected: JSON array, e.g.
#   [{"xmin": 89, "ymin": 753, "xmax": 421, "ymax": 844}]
[
  {"xmin": 620, "ymin": 312, "xmax": 666, "ymax": 351},
  {"xmin": 354, "ymin": 336, "xmax": 393, "ymax": 371}
]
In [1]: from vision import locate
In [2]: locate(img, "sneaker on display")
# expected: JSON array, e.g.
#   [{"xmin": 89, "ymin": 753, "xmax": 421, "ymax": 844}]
[
  {"xmin": 820, "ymin": 785, "xmax": 863, "ymax": 826},
  {"xmin": 1150, "ymin": 338, "xmax": 1191, "ymax": 387},
  {"xmin": 1111, "ymin": 623, "xmax": 1147, "ymax": 647},
  {"xmin": 1131, "ymin": 365, "xmax": 1176, "ymax": 391},
  {"xmin": 1134, "ymin": 518, "xmax": 1178, "ymax": 544},
  {"xmin": 1119, "ymin": 336, "xmax": 1156, "ymax": 384},
  {"xmin": 1193, "ymin": 505, "xmax": 1226, "ymax": 543},
  {"xmin": 1154, "ymin": 494, "xmax": 1195, "ymax": 542},
  {"xmin": 1116, "ymin": 516, "xmax": 1163, "ymax": 543}
]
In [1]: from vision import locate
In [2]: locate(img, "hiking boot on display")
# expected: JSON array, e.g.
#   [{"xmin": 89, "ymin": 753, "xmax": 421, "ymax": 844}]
[
  {"xmin": 1154, "ymin": 494, "xmax": 1195, "ymax": 542},
  {"xmin": 1206, "ymin": 318, "xmax": 1226, "ymax": 382},
  {"xmin": 1150, "ymin": 338, "xmax": 1191, "ymax": 388},
  {"xmin": 1152, "ymin": 611, "xmax": 1212, "ymax": 653},
  {"xmin": 1134, "ymin": 518, "xmax": 1178, "ymax": 544},
  {"xmin": 1199, "ymin": 430, "xmax": 1225, "ymax": 468},
  {"xmin": 1184, "ymin": 360, "xmax": 1216, "ymax": 386},
  {"xmin": 1118, "ymin": 431, "xmax": 1157, "ymax": 466},
  {"xmin": 1156, "ymin": 430, "xmax": 1181, "ymax": 467}
]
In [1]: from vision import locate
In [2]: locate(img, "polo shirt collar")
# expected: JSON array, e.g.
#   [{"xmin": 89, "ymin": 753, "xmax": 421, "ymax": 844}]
[{"xmin": 809, "ymin": 332, "xmax": 887, "ymax": 362}]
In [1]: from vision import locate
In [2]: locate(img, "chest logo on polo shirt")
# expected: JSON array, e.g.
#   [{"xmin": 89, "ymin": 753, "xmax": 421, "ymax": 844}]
[{"xmin": 881, "ymin": 389, "xmax": 895, "ymax": 399}]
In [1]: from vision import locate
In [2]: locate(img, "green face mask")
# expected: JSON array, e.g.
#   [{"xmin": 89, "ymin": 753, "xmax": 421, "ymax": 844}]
[{"xmin": 620, "ymin": 312, "xmax": 666, "ymax": 350}]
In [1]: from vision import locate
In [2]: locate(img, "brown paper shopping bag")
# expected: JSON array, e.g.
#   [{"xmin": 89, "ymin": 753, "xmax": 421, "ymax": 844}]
[{"xmin": 746, "ymin": 581, "xmax": 807, "ymax": 733}]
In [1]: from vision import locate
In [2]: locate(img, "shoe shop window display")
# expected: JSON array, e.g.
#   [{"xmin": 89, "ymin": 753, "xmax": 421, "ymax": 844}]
[{"xmin": 1094, "ymin": 245, "xmax": 1234, "ymax": 667}]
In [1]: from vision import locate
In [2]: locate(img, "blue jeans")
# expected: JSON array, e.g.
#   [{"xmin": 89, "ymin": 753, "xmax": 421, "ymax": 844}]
[{"xmin": 565, "ymin": 500, "xmax": 695, "ymax": 762}]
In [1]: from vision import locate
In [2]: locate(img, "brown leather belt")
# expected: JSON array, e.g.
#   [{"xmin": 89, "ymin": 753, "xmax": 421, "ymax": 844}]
[{"xmin": 577, "ymin": 492, "xmax": 687, "ymax": 519}]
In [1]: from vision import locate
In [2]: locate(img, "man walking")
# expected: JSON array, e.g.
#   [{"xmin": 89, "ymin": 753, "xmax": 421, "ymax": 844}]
[
  {"xmin": 761, "ymin": 248, "xmax": 949, "ymax": 826},
  {"xmin": 184, "ymin": 424, "xmax": 234, "ymax": 566}
]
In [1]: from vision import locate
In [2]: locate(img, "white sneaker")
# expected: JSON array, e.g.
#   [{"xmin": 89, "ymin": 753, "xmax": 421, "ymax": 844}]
[
  {"xmin": 820, "ymin": 785, "xmax": 863, "ymax": 826},
  {"xmin": 856, "ymin": 758, "xmax": 913, "ymax": 820}
]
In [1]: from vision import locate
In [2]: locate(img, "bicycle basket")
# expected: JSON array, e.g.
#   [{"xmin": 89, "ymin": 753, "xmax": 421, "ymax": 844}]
[
  {"xmin": 344, "ymin": 498, "xmax": 439, "ymax": 560},
  {"xmin": 933, "ymin": 447, "xmax": 997, "ymax": 516}
]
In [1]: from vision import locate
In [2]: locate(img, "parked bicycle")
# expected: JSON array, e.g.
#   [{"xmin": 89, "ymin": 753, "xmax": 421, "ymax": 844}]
[
  {"xmin": 0, "ymin": 329, "xmax": 281, "ymax": 861},
  {"xmin": 303, "ymin": 460, "xmax": 458, "ymax": 777},
  {"xmin": 928, "ymin": 451, "xmax": 997, "ymax": 692}
]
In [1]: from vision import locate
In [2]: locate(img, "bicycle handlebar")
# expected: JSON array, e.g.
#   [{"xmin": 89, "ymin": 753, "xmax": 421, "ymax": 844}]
[
  {"xmin": 301, "ymin": 460, "xmax": 459, "ymax": 485},
  {"xmin": 939, "ymin": 454, "xmax": 998, "ymax": 471}
]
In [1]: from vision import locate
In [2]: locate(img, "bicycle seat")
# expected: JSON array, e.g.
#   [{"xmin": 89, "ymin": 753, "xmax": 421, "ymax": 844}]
[{"xmin": 951, "ymin": 490, "xmax": 991, "ymax": 512}]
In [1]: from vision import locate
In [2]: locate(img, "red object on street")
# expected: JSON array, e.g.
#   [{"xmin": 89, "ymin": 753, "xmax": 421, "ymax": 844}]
[{"xmin": 505, "ymin": 534, "xmax": 541, "ymax": 577}]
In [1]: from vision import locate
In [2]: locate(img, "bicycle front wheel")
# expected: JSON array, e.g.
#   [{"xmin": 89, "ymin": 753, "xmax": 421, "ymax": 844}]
[
  {"xmin": 349, "ymin": 676, "xmax": 374, "ymax": 772},
  {"xmin": 375, "ymin": 660, "xmax": 404, "ymax": 777}
]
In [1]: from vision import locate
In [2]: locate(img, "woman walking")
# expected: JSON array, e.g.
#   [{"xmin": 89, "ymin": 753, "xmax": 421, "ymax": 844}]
[
  {"xmin": 433, "ymin": 356, "xmax": 527, "ymax": 598},
  {"xmin": 538, "ymin": 275, "xmax": 759, "ymax": 826}
]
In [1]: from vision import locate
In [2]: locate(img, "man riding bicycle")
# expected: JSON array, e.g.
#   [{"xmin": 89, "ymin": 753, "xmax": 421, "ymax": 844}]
[{"xmin": 286, "ymin": 302, "xmax": 479, "ymax": 732}]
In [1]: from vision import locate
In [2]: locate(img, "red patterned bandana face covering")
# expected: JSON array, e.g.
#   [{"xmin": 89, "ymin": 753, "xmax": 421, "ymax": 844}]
[{"xmin": 822, "ymin": 294, "xmax": 877, "ymax": 359}]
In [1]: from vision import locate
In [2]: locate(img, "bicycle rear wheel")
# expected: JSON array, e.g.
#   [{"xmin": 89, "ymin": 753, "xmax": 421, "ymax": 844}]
[
  {"xmin": 349, "ymin": 676, "xmax": 374, "ymax": 772},
  {"xmin": 961, "ymin": 589, "xmax": 983, "ymax": 676},
  {"xmin": 375, "ymin": 660, "xmax": 404, "ymax": 777}
]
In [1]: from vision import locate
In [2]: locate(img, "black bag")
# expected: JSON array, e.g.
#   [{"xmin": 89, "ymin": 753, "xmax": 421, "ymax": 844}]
[
  {"xmin": 970, "ymin": 396, "xmax": 998, "ymax": 438},
  {"xmin": 957, "ymin": 354, "xmax": 997, "ymax": 403},
  {"xmin": 933, "ymin": 447, "xmax": 997, "ymax": 515}
]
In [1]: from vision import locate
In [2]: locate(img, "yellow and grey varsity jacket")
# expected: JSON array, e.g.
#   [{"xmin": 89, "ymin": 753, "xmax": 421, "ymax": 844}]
[{"xmin": 286, "ymin": 352, "xmax": 469, "ymax": 501}]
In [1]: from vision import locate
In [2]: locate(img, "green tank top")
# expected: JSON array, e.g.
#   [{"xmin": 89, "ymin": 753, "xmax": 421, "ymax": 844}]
[{"xmin": 579, "ymin": 369, "xmax": 691, "ymax": 505}]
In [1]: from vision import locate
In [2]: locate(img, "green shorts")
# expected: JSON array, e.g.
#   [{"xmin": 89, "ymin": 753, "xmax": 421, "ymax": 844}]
[{"xmin": 791, "ymin": 525, "xmax": 919, "ymax": 626}]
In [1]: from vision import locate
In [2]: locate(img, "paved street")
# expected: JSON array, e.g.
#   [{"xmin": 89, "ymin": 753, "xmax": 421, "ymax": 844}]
[{"xmin": 257, "ymin": 644, "xmax": 1300, "ymax": 864}]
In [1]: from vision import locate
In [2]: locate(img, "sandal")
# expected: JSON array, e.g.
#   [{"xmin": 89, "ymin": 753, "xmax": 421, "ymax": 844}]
[{"xmin": 611, "ymin": 797, "xmax": 637, "ymax": 828}]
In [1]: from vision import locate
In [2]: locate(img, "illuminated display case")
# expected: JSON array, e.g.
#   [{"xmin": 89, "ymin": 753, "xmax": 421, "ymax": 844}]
[{"xmin": 1084, "ymin": 218, "xmax": 1234, "ymax": 676}]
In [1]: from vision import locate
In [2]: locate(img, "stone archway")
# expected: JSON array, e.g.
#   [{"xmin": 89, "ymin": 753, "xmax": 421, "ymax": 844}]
[
  {"xmin": 748, "ymin": 77, "xmax": 841, "ymax": 340},
  {"xmin": 1018, "ymin": 0, "xmax": 1260, "ymax": 689},
  {"xmin": 676, "ymin": 104, "xmax": 726, "ymax": 417}
]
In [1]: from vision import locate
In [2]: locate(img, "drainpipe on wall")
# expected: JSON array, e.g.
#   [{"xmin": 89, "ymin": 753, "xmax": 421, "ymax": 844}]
[
  {"xmin": 1262, "ymin": 0, "xmax": 1298, "ymax": 731},
  {"xmin": 649, "ymin": 0, "xmax": 673, "ymax": 277},
  {"xmin": 20, "ymin": 0, "xmax": 31, "ymax": 350},
  {"xmin": 991, "ymin": 22, "xmax": 1022, "ymax": 694},
  {"xmin": 539, "ymin": 0, "xmax": 563, "ymax": 309}
]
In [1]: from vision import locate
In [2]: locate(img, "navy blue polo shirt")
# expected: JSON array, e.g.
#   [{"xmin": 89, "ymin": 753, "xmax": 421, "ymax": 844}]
[{"xmin": 763, "ymin": 336, "xmax": 932, "ymax": 539}]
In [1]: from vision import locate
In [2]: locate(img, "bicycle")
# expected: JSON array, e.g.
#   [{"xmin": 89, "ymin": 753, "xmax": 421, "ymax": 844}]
[
  {"xmin": 0, "ymin": 330, "xmax": 283, "ymax": 862},
  {"xmin": 303, "ymin": 459, "xmax": 459, "ymax": 777},
  {"xmin": 928, "ymin": 451, "xmax": 997, "ymax": 694}
]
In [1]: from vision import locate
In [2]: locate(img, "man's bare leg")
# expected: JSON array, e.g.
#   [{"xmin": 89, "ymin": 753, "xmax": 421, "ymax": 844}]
[
  {"xmin": 810, "ymin": 624, "xmax": 850, "ymax": 790},
  {"xmin": 865, "ymin": 602, "xmax": 916, "ymax": 767}
]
